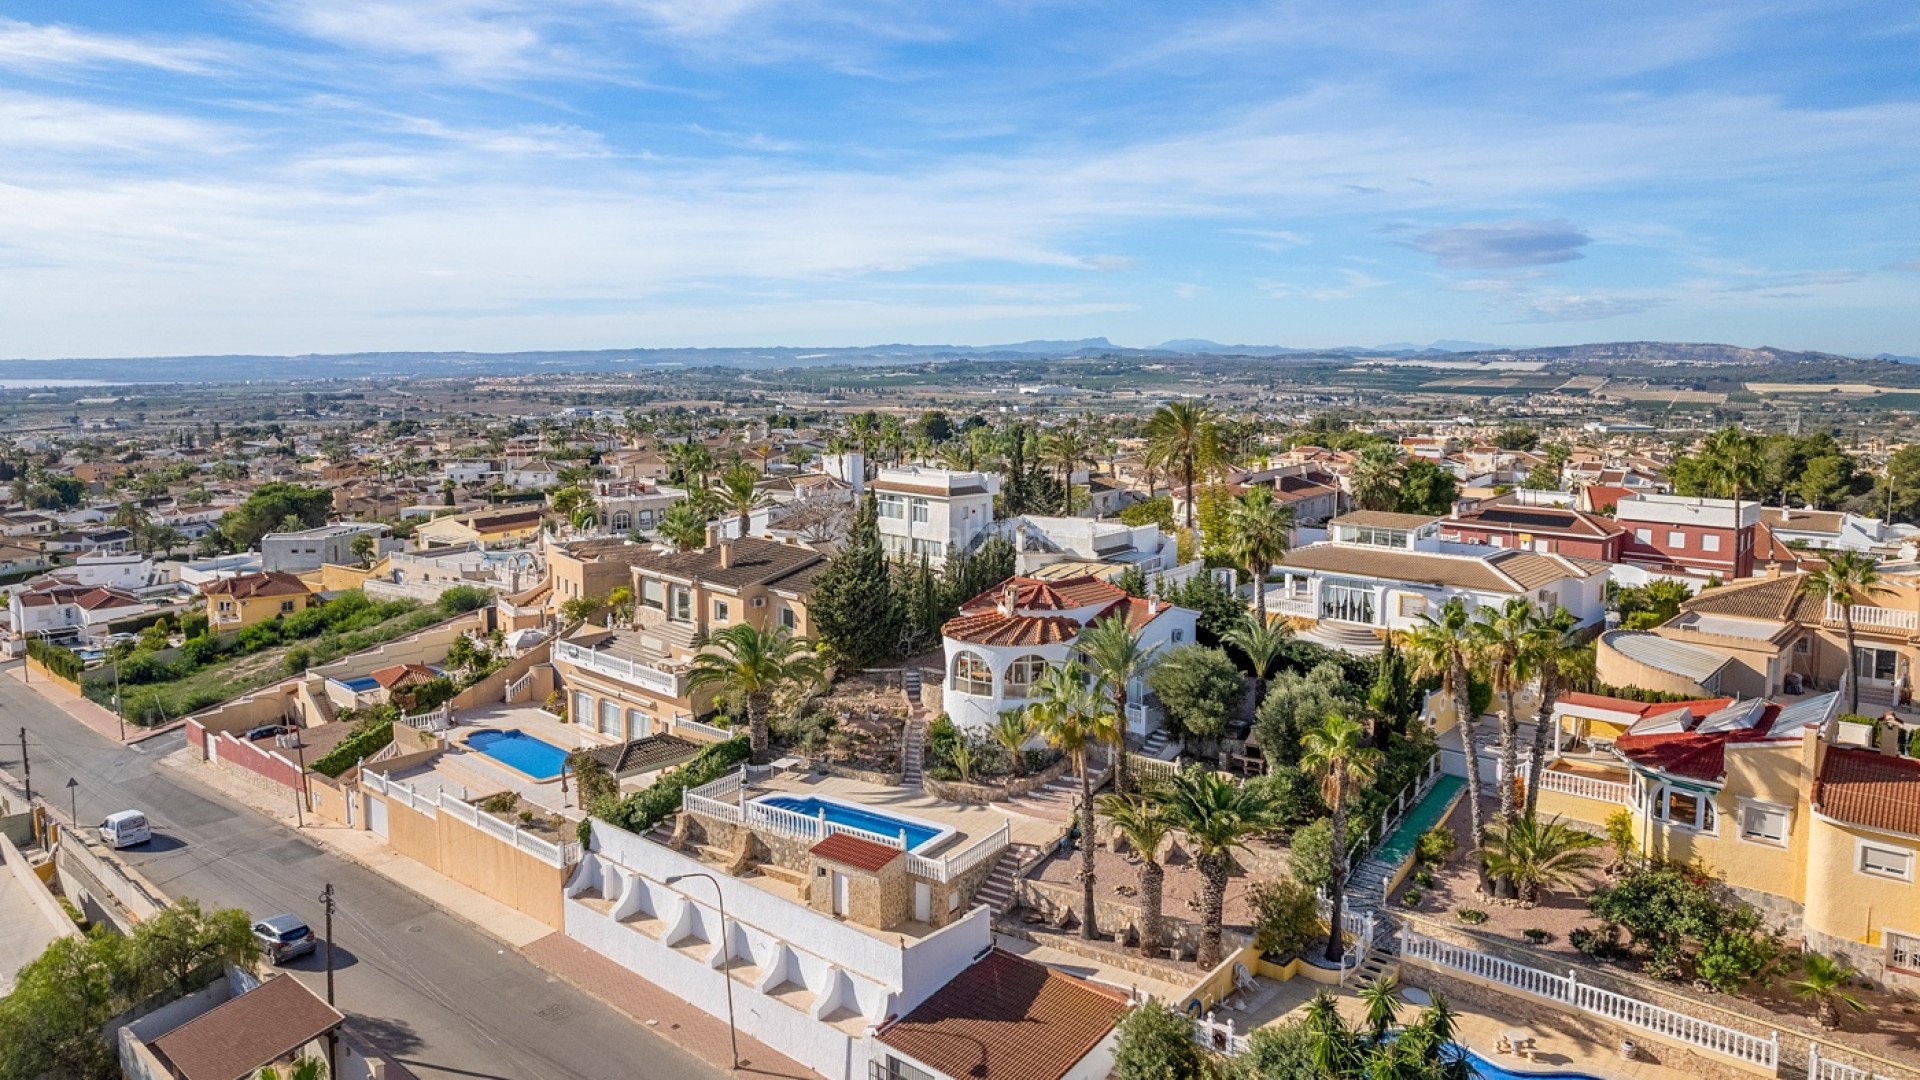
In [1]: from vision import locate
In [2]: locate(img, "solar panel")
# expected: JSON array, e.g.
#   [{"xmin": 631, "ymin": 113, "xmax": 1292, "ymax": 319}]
[{"xmin": 1476, "ymin": 508, "xmax": 1576, "ymax": 529}]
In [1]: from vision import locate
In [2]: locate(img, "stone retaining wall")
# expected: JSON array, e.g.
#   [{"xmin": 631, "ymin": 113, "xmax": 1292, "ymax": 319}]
[
  {"xmin": 924, "ymin": 755, "xmax": 1073, "ymax": 805},
  {"xmin": 1014, "ymin": 873, "xmax": 1246, "ymax": 963}
]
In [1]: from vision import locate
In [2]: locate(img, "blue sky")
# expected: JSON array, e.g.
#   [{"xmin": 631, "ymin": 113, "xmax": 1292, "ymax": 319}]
[{"xmin": 1, "ymin": 1, "xmax": 1917, "ymax": 359}]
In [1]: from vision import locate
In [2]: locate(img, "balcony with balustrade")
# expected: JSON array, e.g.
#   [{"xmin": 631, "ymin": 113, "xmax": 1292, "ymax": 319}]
[{"xmin": 554, "ymin": 633, "xmax": 692, "ymax": 700}]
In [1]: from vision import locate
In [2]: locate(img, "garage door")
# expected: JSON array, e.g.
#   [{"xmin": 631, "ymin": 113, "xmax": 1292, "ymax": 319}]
[{"xmin": 367, "ymin": 795, "xmax": 389, "ymax": 838}]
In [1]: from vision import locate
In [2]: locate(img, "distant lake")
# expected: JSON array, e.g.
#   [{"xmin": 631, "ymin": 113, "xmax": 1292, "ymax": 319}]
[{"xmin": 0, "ymin": 379, "xmax": 125, "ymax": 389}]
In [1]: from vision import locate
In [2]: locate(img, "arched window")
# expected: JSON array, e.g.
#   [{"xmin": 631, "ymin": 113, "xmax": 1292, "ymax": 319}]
[
  {"xmin": 951, "ymin": 650, "xmax": 993, "ymax": 695},
  {"xmin": 611, "ymin": 510, "xmax": 632, "ymax": 531},
  {"xmin": 1002, "ymin": 654, "xmax": 1050, "ymax": 697}
]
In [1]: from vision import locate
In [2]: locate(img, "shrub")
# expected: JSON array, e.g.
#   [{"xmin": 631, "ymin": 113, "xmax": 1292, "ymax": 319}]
[
  {"xmin": 1415, "ymin": 826, "xmax": 1457, "ymax": 865},
  {"xmin": 404, "ymin": 676, "xmax": 458, "ymax": 713},
  {"xmin": 479, "ymin": 792, "xmax": 520, "ymax": 814},
  {"xmin": 1604, "ymin": 809, "xmax": 1636, "ymax": 863},
  {"xmin": 283, "ymin": 647, "xmax": 313, "ymax": 675},
  {"xmin": 438, "ymin": 585, "xmax": 492, "ymax": 615},
  {"xmin": 1248, "ymin": 878, "xmax": 1320, "ymax": 959},
  {"xmin": 117, "ymin": 652, "xmax": 180, "ymax": 685},
  {"xmin": 1569, "ymin": 925, "xmax": 1624, "ymax": 960},
  {"xmin": 179, "ymin": 634, "xmax": 221, "ymax": 666},
  {"xmin": 1455, "ymin": 908, "xmax": 1487, "ymax": 925},
  {"xmin": 1523, "ymin": 928, "xmax": 1550, "ymax": 944},
  {"xmin": 26, "ymin": 639, "xmax": 82, "ymax": 681},
  {"xmin": 1288, "ymin": 817, "xmax": 1333, "ymax": 891},
  {"xmin": 1399, "ymin": 888, "xmax": 1422, "ymax": 908},
  {"xmin": 589, "ymin": 737, "xmax": 752, "ymax": 843},
  {"xmin": 1250, "ymin": 765, "xmax": 1325, "ymax": 826},
  {"xmin": 180, "ymin": 612, "xmax": 209, "ymax": 638},
  {"xmin": 1144, "ymin": 644, "xmax": 1243, "ymax": 745},
  {"xmin": 310, "ymin": 721, "xmax": 394, "ymax": 778},
  {"xmin": 235, "ymin": 621, "xmax": 283, "ymax": 653},
  {"xmin": 1113, "ymin": 1000, "xmax": 1213, "ymax": 1080}
]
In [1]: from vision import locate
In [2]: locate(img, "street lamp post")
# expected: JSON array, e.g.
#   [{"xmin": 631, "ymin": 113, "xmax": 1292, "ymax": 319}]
[
  {"xmin": 65, "ymin": 777, "xmax": 78, "ymax": 830},
  {"xmin": 666, "ymin": 872, "xmax": 739, "ymax": 1071}
]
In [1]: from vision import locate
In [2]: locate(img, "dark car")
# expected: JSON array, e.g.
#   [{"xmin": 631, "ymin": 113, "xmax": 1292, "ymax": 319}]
[
  {"xmin": 244, "ymin": 724, "xmax": 293, "ymax": 742},
  {"xmin": 253, "ymin": 914, "xmax": 317, "ymax": 964}
]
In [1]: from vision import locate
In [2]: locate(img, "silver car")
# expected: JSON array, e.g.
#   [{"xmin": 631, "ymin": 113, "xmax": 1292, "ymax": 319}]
[{"xmin": 253, "ymin": 913, "xmax": 317, "ymax": 964}]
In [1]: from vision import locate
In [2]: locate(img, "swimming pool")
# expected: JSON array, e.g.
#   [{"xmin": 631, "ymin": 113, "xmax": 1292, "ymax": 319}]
[
  {"xmin": 1452, "ymin": 1044, "xmax": 1609, "ymax": 1080},
  {"xmin": 467, "ymin": 729, "xmax": 570, "ymax": 781},
  {"xmin": 754, "ymin": 794, "xmax": 954, "ymax": 853},
  {"xmin": 333, "ymin": 675, "xmax": 380, "ymax": 694}
]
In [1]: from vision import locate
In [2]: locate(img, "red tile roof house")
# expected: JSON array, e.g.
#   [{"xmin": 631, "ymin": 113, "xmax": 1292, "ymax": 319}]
[
  {"xmin": 941, "ymin": 575, "xmax": 1199, "ymax": 741},
  {"xmin": 125, "ymin": 973, "xmax": 345, "ymax": 1080},
  {"xmin": 872, "ymin": 949, "xmax": 1129, "ymax": 1080}
]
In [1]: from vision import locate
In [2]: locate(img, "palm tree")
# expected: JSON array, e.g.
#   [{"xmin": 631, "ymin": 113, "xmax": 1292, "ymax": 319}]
[
  {"xmin": 1479, "ymin": 814, "xmax": 1602, "ymax": 906},
  {"xmin": 1026, "ymin": 661, "xmax": 1119, "ymax": 939},
  {"xmin": 1792, "ymin": 952, "xmax": 1868, "ymax": 1031},
  {"xmin": 111, "ymin": 500, "xmax": 150, "ymax": 531},
  {"xmin": 257, "ymin": 1059, "xmax": 327, "ymax": 1080},
  {"xmin": 1405, "ymin": 599, "xmax": 1490, "ymax": 886},
  {"xmin": 990, "ymin": 710, "xmax": 1031, "ymax": 776},
  {"xmin": 1347, "ymin": 445, "xmax": 1404, "ymax": 512},
  {"xmin": 685, "ymin": 625, "xmax": 827, "ymax": 764},
  {"xmin": 1471, "ymin": 597, "xmax": 1537, "ymax": 830},
  {"xmin": 710, "ymin": 460, "xmax": 767, "ymax": 539},
  {"xmin": 1522, "ymin": 604, "xmax": 1578, "ymax": 818},
  {"xmin": 1096, "ymin": 792, "xmax": 1175, "ymax": 959},
  {"xmin": 1143, "ymin": 401, "xmax": 1219, "ymax": 528},
  {"xmin": 1223, "ymin": 611, "xmax": 1289, "ymax": 714},
  {"xmin": 1299, "ymin": 712, "xmax": 1381, "ymax": 964},
  {"xmin": 658, "ymin": 499, "xmax": 708, "ymax": 551},
  {"xmin": 1223, "ymin": 487, "xmax": 1294, "ymax": 622},
  {"xmin": 1801, "ymin": 550, "xmax": 1885, "ymax": 715},
  {"xmin": 1074, "ymin": 614, "xmax": 1159, "ymax": 795},
  {"xmin": 1162, "ymin": 766, "xmax": 1282, "ymax": 967},
  {"xmin": 1358, "ymin": 973, "xmax": 1401, "ymax": 1043},
  {"xmin": 1041, "ymin": 424, "xmax": 1093, "ymax": 509},
  {"xmin": 1701, "ymin": 426, "xmax": 1764, "ymax": 569}
]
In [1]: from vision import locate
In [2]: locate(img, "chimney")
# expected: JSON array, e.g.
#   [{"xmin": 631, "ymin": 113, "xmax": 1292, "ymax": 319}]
[
  {"xmin": 1879, "ymin": 720, "xmax": 1904, "ymax": 759},
  {"xmin": 999, "ymin": 582, "xmax": 1017, "ymax": 617},
  {"xmin": 368, "ymin": 1061, "xmax": 387, "ymax": 1080},
  {"xmin": 1766, "ymin": 561, "xmax": 1782, "ymax": 580},
  {"xmin": 1146, "ymin": 590, "xmax": 1160, "ymax": 617},
  {"xmin": 718, "ymin": 540, "xmax": 733, "ymax": 570}
]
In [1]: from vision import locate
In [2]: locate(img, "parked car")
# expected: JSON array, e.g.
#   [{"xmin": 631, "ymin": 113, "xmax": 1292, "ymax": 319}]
[
  {"xmin": 244, "ymin": 724, "xmax": 293, "ymax": 742},
  {"xmin": 253, "ymin": 914, "xmax": 317, "ymax": 964},
  {"xmin": 99, "ymin": 810, "xmax": 151, "ymax": 849}
]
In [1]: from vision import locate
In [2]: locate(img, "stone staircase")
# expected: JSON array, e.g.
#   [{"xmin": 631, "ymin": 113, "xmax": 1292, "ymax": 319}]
[
  {"xmin": 902, "ymin": 668, "xmax": 922, "ymax": 708},
  {"xmin": 901, "ymin": 720, "xmax": 925, "ymax": 787},
  {"xmin": 1000, "ymin": 774, "xmax": 1082, "ymax": 823},
  {"xmin": 974, "ymin": 842, "xmax": 1039, "ymax": 917},
  {"xmin": 1139, "ymin": 727, "xmax": 1174, "ymax": 758}
]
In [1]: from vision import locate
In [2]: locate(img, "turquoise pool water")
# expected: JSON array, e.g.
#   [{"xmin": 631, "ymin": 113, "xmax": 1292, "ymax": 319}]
[
  {"xmin": 1453, "ymin": 1044, "xmax": 1608, "ymax": 1079},
  {"xmin": 758, "ymin": 795, "xmax": 941, "ymax": 851},
  {"xmin": 467, "ymin": 729, "xmax": 568, "ymax": 780}
]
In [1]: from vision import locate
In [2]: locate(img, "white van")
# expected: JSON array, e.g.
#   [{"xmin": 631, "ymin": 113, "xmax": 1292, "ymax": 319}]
[{"xmin": 99, "ymin": 811, "xmax": 151, "ymax": 849}]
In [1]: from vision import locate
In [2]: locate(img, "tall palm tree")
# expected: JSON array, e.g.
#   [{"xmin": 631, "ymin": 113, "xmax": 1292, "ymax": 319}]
[
  {"xmin": 1143, "ymin": 401, "xmax": 1219, "ymax": 528},
  {"xmin": 1479, "ymin": 814, "xmax": 1602, "ymax": 906},
  {"xmin": 658, "ymin": 499, "xmax": 708, "ymax": 551},
  {"xmin": 1074, "ymin": 615, "xmax": 1159, "ymax": 795},
  {"xmin": 1471, "ymin": 597, "xmax": 1537, "ymax": 829},
  {"xmin": 1347, "ymin": 445, "xmax": 1405, "ymax": 512},
  {"xmin": 1792, "ymin": 952, "xmax": 1868, "ymax": 1031},
  {"xmin": 1041, "ymin": 424, "xmax": 1093, "ymax": 510},
  {"xmin": 1801, "ymin": 550, "xmax": 1885, "ymax": 715},
  {"xmin": 1096, "ymin": 792, "xmax": 1175, "ymax": 959},
  {"xmin": 710, "ymin": 460, "xmax": 767, "ymax": 539},
  {"xmin": 1027, "ymin": 661, "xmax": 1120, "ymax": 939},
  {"xmin": 1223, "ymin": 611, "xmax": 1289, "ymax": 714},
  {"xmin": 1162, "ymin": 766, "xmax": 1282, "ymax": 968},
  {"xmin": 1224, "ymin": 487, "xmax": 1294, "ymax": 622},
  {"xmin": 1522, "ymin": 604, "xmax": 1579, "ymax": 818},
  {"xmin": 686, "ymin": 625, "xmax": 827, "ymax": 764},
  {"xmin": 1404, "ymin": 599, "xmax": 1490, "ymax": 886},
  {"xmin": 989, "ymin": 710, "xmax": 1032, "ymax": 777},
  {"xmin": 1702, "ymin": 425, "xmax": 1764, "ymax": 571},
  {"xmin": 1300, "ymin": 712, "xmax": 1381, "ymax": 964}
]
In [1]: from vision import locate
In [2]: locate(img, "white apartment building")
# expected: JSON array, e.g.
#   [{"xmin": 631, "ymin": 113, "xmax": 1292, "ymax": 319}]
[
  {"xmin": 872, "ymin": 467, "xmax": 998, "ymax": 567},
  {"xmin": 261, "ymin": 523, "xmax": 390, "ymax": 573}
]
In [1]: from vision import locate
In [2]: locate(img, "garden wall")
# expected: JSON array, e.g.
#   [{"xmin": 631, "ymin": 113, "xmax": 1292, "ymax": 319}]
[
  {"xmin": 1014, "ymin": 874, "xmax": 1244, "ymax": 963},
  {"xmin": 923, "ymin": 754, "xmax": 1072, "ymax": 805},
  {"xmin": 451, "ymin": 639, "xmax": 551, "ymax": 710}
]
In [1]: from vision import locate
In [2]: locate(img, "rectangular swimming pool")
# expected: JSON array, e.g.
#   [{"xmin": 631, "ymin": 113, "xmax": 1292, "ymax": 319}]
[
  {"xmin": 333, "ymin": 675, "xmax": 380, "ymax": 694},
  {"xmin": 466, "ymin": 729, "xmax": 569, "ymax": 781},
  {"xmin": 754, "ymin": 794, "xmax": 953, "ymax": 853}
]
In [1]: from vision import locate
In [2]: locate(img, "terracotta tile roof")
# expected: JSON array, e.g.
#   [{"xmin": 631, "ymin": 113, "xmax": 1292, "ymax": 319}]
[
  {"xmin": 1813, "ymin": 748, "xmax": 1920, "ymax": 838},
  {"xmin": 370, "ymin": 662, "xmax": 438, "ymax": 689},
  {"xmin": 1557, "ymin": 692, "xmax": 1734, "ymax": 718},
  {"xmin": 633, "ymin": 536, "xmax": 825, "ymax": 591},
  {"xmin": 876, "ymin": 948, "xmax": 1128, "ymax": 1080},
  {"xmin": 1615, "ymin": 702, "xmax": 1788, "ymax": 782},
  {"xmin": 941, "ymin": 609, "xmax": 1082, "ymax": 647},
  {"xmin": 1760, "ymin": 507, "xmax": 1846, "ymax": 534},
  {"xmin": 18, "ymin": 583, "xmax": 141, "ymax": 609},
  {"xmin": 149, "ymin": 974, "xmax": 343, "ymax": 1080},
  {"xmin": 960, "ymin": 575, "xmax": 1128, "ymax": 613},
  {"xmin": 200, "ymin": 571, "xmax": 312, "ymax": 599},
  {"xmin": 1680, "ymin": 574, "xmax": 1818, "ymax": 622},
  {"xmin": 583, "ymin": 733, "xmax": 701, "ymax": 775},
  {"xmin": 1279, "ymin": 544, "xmax": 1588, "ymax": 594},
  {"xmin": 1581, "ymin": 484, "xmax": 1636, "ymax": 513},
  {"xmin": 1331, "ymin": 510, "xmax": 1440, "ymax": 529},
  {"xmin": 810, "ymin": 832, "xmax": 903, "ymax": 873}
]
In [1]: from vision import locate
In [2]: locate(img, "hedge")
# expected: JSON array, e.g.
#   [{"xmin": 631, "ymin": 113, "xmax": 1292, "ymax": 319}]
[
  {"xmin": 583, "ymin": 737, "xmax": 751, "ymax": 845},
  {"xmin": 311, "ymin": 721, "xmax": 395, "ymax": 778},
  {"xmin": 27, "ymin": 639, "xmax": 82, "ymax": 681}
]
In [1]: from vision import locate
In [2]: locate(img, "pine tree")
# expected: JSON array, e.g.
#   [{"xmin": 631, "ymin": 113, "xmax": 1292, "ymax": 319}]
[
  {"xmin": 809, "ymin": 494, "xmax": 902, "ymax": 667},
  {"xmin": 898, "ymin": 554, "xmax": 947, "ymax": 655}
]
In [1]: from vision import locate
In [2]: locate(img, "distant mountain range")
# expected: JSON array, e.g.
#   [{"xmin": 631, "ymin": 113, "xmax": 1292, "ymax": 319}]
[{"xmin": 0, "ymin": 339, "xmax": 1870, "ymax": 385}]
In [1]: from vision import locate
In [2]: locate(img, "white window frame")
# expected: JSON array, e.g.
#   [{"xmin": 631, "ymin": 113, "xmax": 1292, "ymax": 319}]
[
  {"xmin": 1888, "ymin": 928, "xmax": 1920, "ymax": 975},
  {"xmin": 1650, "ymin": 783, "xmax": 1719, "ymax": 835},
  {"xmin": 877, "ymin": 494, "xmax": 906, "ymax": 520},
  {"xmin": 910, "ymin": 498, "xmax": 930, "ymax": 524},
  {"xmin": 1736, "ymin": 799, "xmax": 1790, "ymax": 847},
  {"xmin": 1858, "ymin": 838, "xmax": 1915, "ymax": 883},
  {"xmin": 951, "ymin": 650, "xmax": 993, "ymax": 695},
  {"xmin": 1001, "ymin": 654, "xmax": 1050, "ymax": 697},
  {"xmin": 1634, "ymin": 528, "xmax": 1651, "ymax": 544},
  {"xmin": 1701, "ymin": 533, "xmax": 1721, "ymax": 552},
  {"xmin": 640, "ymin": 578, "xmax": 665, "ymax": 610},
  {"xmin": 1668, "ymin": 530, "xmax": 1686, "ymax": 549},
  {"xmin": 713, "ymin": 599, "xmax": 729, "ymax": 624},
  {"xmin": 599, "ymin": 699, "xmax": 620, "ymax": 736}
]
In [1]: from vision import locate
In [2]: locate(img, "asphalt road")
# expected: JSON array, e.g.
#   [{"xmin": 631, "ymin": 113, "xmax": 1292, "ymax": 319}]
[{"xmin": 0, "ymin": 666, "xmax": 722, "ymax": 1080}]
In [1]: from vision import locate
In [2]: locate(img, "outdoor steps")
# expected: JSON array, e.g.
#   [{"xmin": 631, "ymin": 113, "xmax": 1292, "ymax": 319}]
[
  {"xmin": 1301, "ymin": 622, "xmax": 1385, "ymax": 656},
  {"xmin": 902, "ymin": 669, "xmax": 922, "ymax": 707},
  {"xmin": 1139, "ymin": 728, "xmax": 1173, "ymax": 758},
  {"xmin": 999, "ymin": 775, "xmax": 1082, "ymax": 823},
  {"xmin": 976, "ymin": 842, "xmax": 1039, "ymax": 917},
  {"xmin": 901, "ymin": 720, "xmax": 925, "ymax": 787}
]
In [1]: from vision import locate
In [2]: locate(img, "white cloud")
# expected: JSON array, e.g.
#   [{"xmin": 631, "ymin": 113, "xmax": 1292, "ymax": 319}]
[
  {"xmin": 1407, "ymin": 220, "xmax": 1589, "ymax": 269},
  {"xmin": 0, "ymin": 18, "xmax": 223, "ymax": 74}
]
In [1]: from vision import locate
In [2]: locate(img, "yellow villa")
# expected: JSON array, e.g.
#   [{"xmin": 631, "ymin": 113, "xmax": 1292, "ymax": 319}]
[{"xmin": 199, "ymin": 571, "xmax": 317, "ymax": 631}]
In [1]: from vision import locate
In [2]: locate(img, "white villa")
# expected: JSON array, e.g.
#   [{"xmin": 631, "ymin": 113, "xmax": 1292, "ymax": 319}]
[
  {"xmin": 941, "ymin": 575, "xmax": 1199, "ymax": 739},
  {"xmin": 873, "ymin": 466, "xmax": 999, "ymax": 567},
  {"xmin": 1269, "ymin": 510, "xmax": 1609, "ymax": 654}
]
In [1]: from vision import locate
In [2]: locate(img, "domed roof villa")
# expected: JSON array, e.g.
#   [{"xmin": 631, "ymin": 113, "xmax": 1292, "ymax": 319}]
[{"xmin": 940, "ymin": 575, "xmax": 1199, "ymax": 739}]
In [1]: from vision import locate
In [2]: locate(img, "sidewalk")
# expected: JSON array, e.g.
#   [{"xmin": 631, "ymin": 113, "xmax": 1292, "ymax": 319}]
[
  {"xmin": 5, "ymin": 665, "xmax": 182, "ymax": 745},
  {"xmin": 162, "ymin": 746, "xmax": 814, "ymax": 1078}
]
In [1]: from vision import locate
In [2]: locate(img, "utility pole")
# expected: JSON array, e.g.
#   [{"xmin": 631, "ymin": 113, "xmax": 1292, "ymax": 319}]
[
  {"xmin": 112, "ymin": 659, "xmax": 125, "ymax": 742},
  {"xmin": 320, "ymin": 883, "xmax": 338, "ymax": 1077},
  {"xmin": 18, "ymin": 728, "xmax": 29, "ymax": 803},
  {"xmin": 292, "ymin": 735, "xmax": 308, "ymax": 828}
]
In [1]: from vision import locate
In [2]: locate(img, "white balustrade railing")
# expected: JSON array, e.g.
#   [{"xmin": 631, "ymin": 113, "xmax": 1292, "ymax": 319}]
[
  {"xmin": 906, "ymin": 822, "xmax": 1010, "ymax": 884},
  {"xmin": 399, "ymin": 708, "xmax": 448, "ymax": 732},
  {"xmin": 1826, "ymin": 602, "xmax": 1918, "ymax": 632},
  {"xmin": 1809, "ymin": 1045, "xmax": 1897, "ymax": 1080},
  {"xmin": 1537, "ymin": 768, "xmax": 1632, "ymax": 805},
  {"xmin": 554, "ymin": 639, "xmax": 685, "ymax": 696},
  {"xmin": 1339, "ymin": 911, "xmax": 1377, "ymax": 985},
  {"xmin": 1127, "ymin": 752, "xmax": 1180, "ymax": 786},
  {"xmin": 504, "ymin": 672, "xmax": 532, "ymax": 702},
  {"xmin": 683, "ymin": 791, "xmax": 742, "ymax": 823},
  {"xmin": 1349, "ymin": 753, "xmax": 1440, "ymax": 870},
  {"xmin": 1400, "ymin": 928, "xmax": 1779, "ymax": 1071},
  {"xmin": 1192, "ymin": 1011, "xmax": 1249, "ymax": 1056},
  {"xmin": 363, "ymin": 772, "xmax": 580, "ymax": 865},
  {"xmin": 674, "ymin": 716, "xmax": 735, "ymax": 743}
]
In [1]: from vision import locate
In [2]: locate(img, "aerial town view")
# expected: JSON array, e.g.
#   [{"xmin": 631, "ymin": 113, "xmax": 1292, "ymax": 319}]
[{"xmin": 0, "ymin": 4, "xmax": 1916, "ymax": 1080}]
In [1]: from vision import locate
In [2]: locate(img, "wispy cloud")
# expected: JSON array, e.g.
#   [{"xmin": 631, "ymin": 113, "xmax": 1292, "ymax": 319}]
[
  {"xmin": 0, "ymin": 18, "xmax": 225, "ymax": 74},
  {"xmin": 1407, "ymin": 220, "xmax": 1589, "ymax": 269}
]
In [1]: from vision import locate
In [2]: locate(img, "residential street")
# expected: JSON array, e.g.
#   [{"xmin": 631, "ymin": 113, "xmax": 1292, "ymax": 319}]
[{"xmin": 0, "ymin": 665, "xmax": 723, "ymax": 1080}]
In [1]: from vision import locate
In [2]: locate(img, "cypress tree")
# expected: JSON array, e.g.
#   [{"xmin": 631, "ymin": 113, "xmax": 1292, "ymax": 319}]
[{"xmin": 809, "ymin": 494, "xmax": 901, "ymax": 667}]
